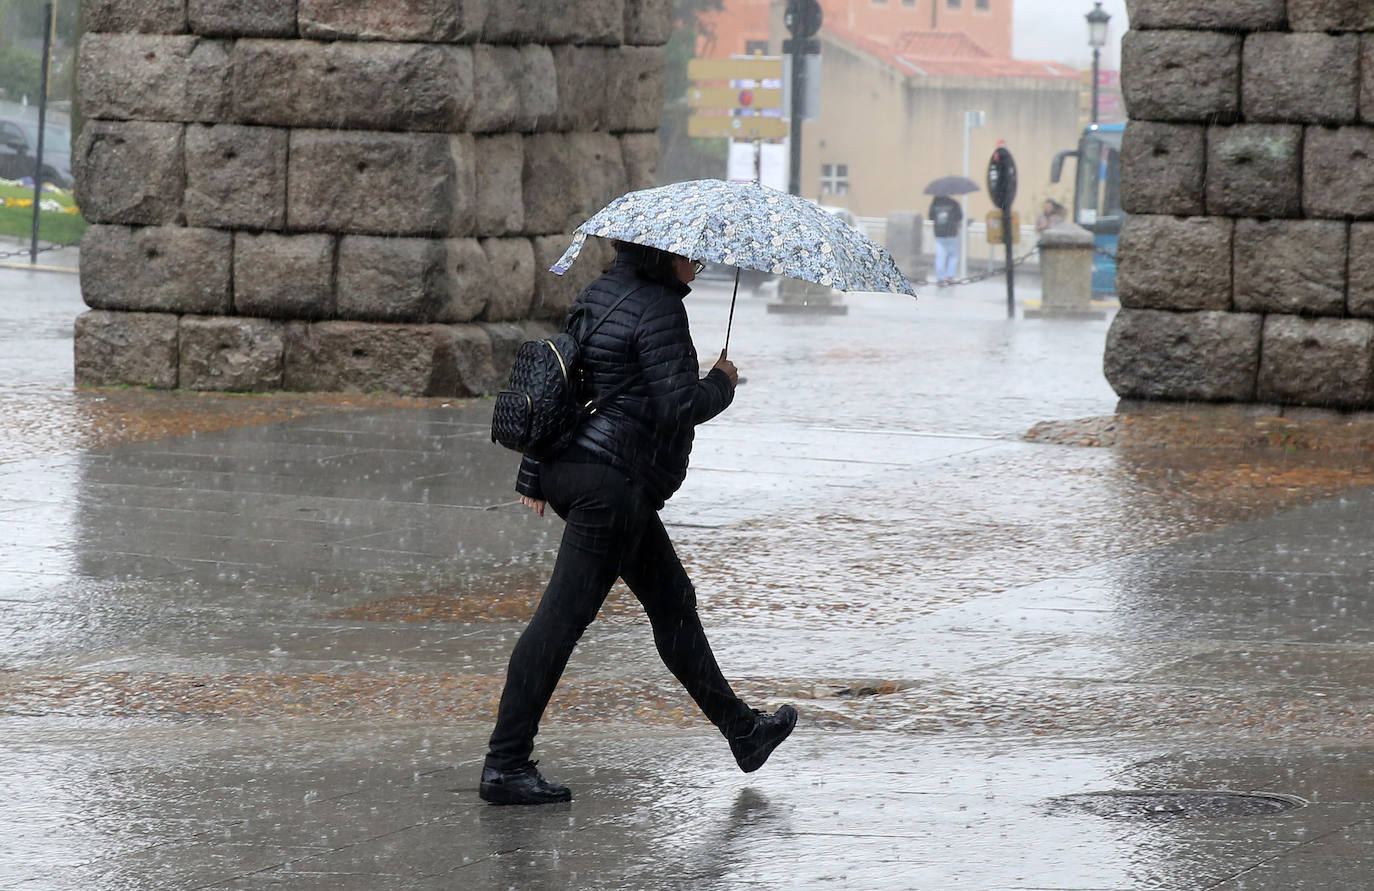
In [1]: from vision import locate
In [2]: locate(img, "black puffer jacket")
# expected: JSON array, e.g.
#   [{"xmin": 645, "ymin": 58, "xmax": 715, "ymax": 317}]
[{"xmin": 515, "ymin": 253, "xmax": 735, "ymax": 509}]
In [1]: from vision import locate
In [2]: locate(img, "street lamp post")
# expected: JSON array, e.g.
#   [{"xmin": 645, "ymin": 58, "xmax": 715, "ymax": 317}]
[
  {"xmin": 1086, "ymin": 2, "xmax": 1111, "ymax": 125},
  {"xmin": 960, "ymin": 108, "xmax": 984, "ymax": 281}
]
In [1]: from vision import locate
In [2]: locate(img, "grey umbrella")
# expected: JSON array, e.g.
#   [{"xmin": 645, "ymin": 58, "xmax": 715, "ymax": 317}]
[{"xmin": 923, "ymin": 175, "xmax": 980, "ymax": 196}]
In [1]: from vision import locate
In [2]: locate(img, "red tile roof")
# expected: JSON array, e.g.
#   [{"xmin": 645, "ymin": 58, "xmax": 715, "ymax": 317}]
[{"xmin": 826, "ymin": 23, "xmax": 1080, "ymax": 81}]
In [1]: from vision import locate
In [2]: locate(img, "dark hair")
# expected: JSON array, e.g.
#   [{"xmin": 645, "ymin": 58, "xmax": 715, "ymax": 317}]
[{"xmin": 612, "ymin": 239, "xmax": 681, "ymax": 287}]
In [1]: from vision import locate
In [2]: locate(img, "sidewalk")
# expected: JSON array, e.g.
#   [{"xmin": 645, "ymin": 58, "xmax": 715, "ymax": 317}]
[{"xmin": 4, "ymin": 270, "xmax": 1374, "ymax": 889}]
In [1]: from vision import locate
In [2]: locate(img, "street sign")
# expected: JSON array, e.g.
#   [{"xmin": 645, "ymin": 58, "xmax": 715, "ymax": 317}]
[
  {"xmin": 785, "ymin": 0, "xmax": 822, "ymax": 38},
  {"xmin": 987, "ymin": 145, "xmax": 1018, "ymax": 212},
  {"xmin": 688, "ymin": 116, "xmax": 790, "ymax": 140},
  {"xmin": 688, "ymin": 87, "xmax": 784, "ymax": 110},
  {"xmin": 687, "ymin": 58, "xmax": 783, "ymax": 82}
]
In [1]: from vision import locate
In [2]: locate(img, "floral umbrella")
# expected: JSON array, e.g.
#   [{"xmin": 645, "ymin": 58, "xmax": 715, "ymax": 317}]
[{"xmin": 550, "ymin": 179, "xmax": 917, "ymax": 298}]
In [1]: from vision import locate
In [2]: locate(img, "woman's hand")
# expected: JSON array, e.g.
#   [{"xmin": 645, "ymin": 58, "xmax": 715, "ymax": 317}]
[
  {"xmin": 712, "ymin": 350, "xmax": 738, "ymax": 387},
  {"xmin": 520, "ymin": 495, "xmax": 546, "ymax": 517}
]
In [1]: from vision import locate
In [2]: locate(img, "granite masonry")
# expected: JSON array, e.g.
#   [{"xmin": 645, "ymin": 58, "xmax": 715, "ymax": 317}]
[
  {"xmin": 72, "ymin": 0, "xmax": 666, "ymax": 395},
  {"xmin": 1108, "ymin": 0, "xmax": 1374, "ymax": 408}
]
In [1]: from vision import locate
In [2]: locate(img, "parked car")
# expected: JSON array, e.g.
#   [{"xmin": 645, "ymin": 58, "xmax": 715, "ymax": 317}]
[{"xmin": 0, "ymin": 116, "xmax": 73, "ymax": 188}]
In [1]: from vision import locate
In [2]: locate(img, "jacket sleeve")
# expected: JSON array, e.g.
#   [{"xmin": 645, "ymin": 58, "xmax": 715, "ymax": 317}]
[
  {"xmin": 515, "ymin": 455, "xmax": 543, "ymax": 500},
  {"xmin": 635, "ymin": 293, "xmax": 735, "ymax": 438}
]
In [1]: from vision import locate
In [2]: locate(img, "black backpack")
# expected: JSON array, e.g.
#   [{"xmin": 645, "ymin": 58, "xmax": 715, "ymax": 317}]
[{"xmin": 490, "ymin": 286, "xmax": 644, "ymax": 460}]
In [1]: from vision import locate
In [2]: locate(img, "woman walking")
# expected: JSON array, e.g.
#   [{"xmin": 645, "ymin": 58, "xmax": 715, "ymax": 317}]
[{"xmin": 480, "ymin": 240, "xmax": 798, "ymax": 805}]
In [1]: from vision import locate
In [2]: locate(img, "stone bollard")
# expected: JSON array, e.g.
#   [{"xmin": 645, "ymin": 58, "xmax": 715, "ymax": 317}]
[
  {"xmin": 885, "ymin": 211, "xmax": 925, "ymax": 283},
  {"xmin": 1026, "ymin": 221, "xmax": 1104, "ymax": 319}
]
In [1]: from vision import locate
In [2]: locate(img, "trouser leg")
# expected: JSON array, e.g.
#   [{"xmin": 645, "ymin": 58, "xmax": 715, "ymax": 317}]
[
  {"xmin": 620, "ymin": 512, "xmax": 755, "ymax": 738},
  {"xmin": 484, "ymin": 463, "xmax": 629, "ymax": 770}
]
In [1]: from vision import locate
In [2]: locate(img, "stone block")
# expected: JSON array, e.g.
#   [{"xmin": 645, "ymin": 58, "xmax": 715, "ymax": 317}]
[
  {"xmin": 75, "ymin": 121, "xmax": 184, "ymax": 226},
  {"xmin": 483, "ymin": 0, "xmax": 624, "ymax": 45},
  {"xmin": 474, "ymin": 133, "xmax": 524, "ymax": 235},
  {"xmin": 1126, "ymin": 0, "xmax": 1286, "ymax": 30},
  {"xmin": 1258, "ymin": 315, "xmax": 1374, "ymax": 408},
  {"xmin": 1206, "ymin": 124, "xmax": 1303, "ymax": 218},
  {"xmin": 1119, "ymin": 121, "xmax": 1205, "ymax": 215},
  {"xmin": 1361, "ymin": 38, "xmax": 1374, "ymax": 128},
  {"xmin": 1233, "ymin": 220, "xmax": 1347, "ymax": 316},
  {"xmin": 233, "ymin": 40, "xmax": 473, "ymax": 132},
  {"xmin": 1120, "ymin": 31, "xmax": 1240, "ymax": 124},
  {"xmin": 78, "ymin": 34, "xmax": 230, "ymax": 122},
  {"xmin": 623, "ymin": 0, "xmax": 672, "ymax": 45},
  {"xmin": 466, "ymin": 45, "xmax": 557, "ymax": 134},
  {"xmin": 179, "ymin": 316, "xmax": 286, "ymax": 392},
  {"xmin": 605, "ymin": 47, "xmax": 666, "ymax": 133},
  {"xmin": 1116, "ymin": 215, "xmax": 1233, "ymax": 311},
  {"xmin": 184, "ymin": 125, "xmax": 288, "ymax": 230},
  {"xmin": 1304, "ymin": 126, "xmax": 1374, "ymax": 219},
  {"xmin": 80, "ymin": 225, "xmax": 233, "ymax": 314},
  {"xmin": 287, "ymin": 130, "xmax": 475, "ymax": 236},
  {"xmin": 1349, "ymin": 224, "xmax": 1374, "ymax": 317},
  {"xmin": 442, "ymin": 324, "xmax": 500, "ymax": 396},
  {"xmin": 480, "ymin": 238, "xmax": 537, "ymax": 321},
  {"xmin": 552, "ymin": 46, "xmax": 612, "ymax": 131},
  {"xmin": 234, "ymin": 233, "xmax": 335, "ymax": 319},
  {"xmin": 522, "ymin": 133, "xmax": 627, "ymax": 234},
  {"xmin": 482, "ymin": 320, "xmax": 557, "ymax": 380},
  {"xmin": 529, "ymin": 233, "xmax": 613, "ymax": 320},
  {"xmin": 620, "ymin": 132, "xmax": 659, "ymax": 190},
  {"xmin": 188, "ymin": 0, "xmax": 297, "ymax": 36},
  {"xmin": 1243, "ymin": 33, "xmax": 1359, "ymax": 125},
  {"xmin": 1104, "ymin": 309, "xmax": 1262, "ymax": 403},
  {"xmin": 1288, "ymin": 0, "xmax": 1374, "ymax": 31},
  {"xmin": 337, "ymin": 236, "xmax": 490, "ymax": 323},
  {"xmin": 82, "ymin": 0, "xmax": 187, "ymax": 33},
  {"xmin": 298, "ymin": 0, "xmax": 487, "ymax": 42},
  {"xmin": 284, "ymin": 321, "xmax": 459, "ymax": 396},
  {"xmin": 74, "ymin": 310, "xmax": 180, "ymax": 389}
]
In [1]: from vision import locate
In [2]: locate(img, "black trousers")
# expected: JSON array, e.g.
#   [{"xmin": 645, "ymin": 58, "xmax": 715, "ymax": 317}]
[{"xmin": 485, "ymin": 460, "xmax": 755, "ymax": 770}]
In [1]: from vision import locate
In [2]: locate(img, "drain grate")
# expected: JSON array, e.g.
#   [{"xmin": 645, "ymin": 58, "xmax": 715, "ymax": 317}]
[{"xmin": 1048, "ymin": 790, "xmax": 1306, "ymax": 821}]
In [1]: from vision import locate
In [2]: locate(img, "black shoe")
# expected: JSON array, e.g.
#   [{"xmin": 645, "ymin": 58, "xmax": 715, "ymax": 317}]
[
  {"xmin": 729, "ymin": 705, "xmax": 798, "ymax": 773},
  {"xmin": 479, "ymin": 761, "xmax": 572, "ymax": 805}
]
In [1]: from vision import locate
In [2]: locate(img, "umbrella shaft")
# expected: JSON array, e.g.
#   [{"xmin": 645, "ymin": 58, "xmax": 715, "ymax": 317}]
[{"xmin": 725, "ymin": 266, "xmax": 740, "ymax": 356}]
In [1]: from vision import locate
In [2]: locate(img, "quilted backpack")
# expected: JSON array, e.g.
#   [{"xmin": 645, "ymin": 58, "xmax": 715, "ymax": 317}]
[{"xmin": 490, "ymin": 285, "xmax": 644, "ymax": 460}]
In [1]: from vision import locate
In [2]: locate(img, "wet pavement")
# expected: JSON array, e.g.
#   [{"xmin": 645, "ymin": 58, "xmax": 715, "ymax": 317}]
[{"xmin": 5, "ymin": 265, "xmax": 1374, "ymax": 888}]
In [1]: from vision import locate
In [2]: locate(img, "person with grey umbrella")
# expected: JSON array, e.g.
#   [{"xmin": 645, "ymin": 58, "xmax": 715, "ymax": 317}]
[{"xmin": 929, "ymin": 194, "xmax": 963, "ymax": 286}]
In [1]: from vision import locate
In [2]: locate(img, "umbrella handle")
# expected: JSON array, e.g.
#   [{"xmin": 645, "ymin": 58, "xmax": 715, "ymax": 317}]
[{"xmin": 724, "ymin": 265, "xmax": 740, "ymax": 357}]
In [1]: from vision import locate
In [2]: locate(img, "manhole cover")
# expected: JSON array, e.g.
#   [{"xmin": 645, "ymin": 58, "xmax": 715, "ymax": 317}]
[{"xmin": 1048, "ymin": 790, "xmax": 1306, "ymax": 821}]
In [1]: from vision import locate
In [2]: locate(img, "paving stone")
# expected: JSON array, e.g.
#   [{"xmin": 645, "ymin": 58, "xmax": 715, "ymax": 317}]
[
  {"xmin": 178, "ymin": 316, "xmax": 286, "ymax": 392},
  {"xmin": 73, "ymin": 309, "xmax": 179, "ymax": 388}
]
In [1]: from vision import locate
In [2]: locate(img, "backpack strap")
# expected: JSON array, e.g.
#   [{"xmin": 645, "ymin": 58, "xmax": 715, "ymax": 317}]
[{"xmin": 574, "ymin": 283, "xmax": 650, "ymax": 414}]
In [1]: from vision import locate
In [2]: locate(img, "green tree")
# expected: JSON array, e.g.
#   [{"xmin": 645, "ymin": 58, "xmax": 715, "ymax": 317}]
[
  {"xmin": 658, "ymin": 0, "xmax": 730, "ymax": 185},
  {"xmin": 0, "ymin": 42, "xmax": 40, "ymax": 101}
]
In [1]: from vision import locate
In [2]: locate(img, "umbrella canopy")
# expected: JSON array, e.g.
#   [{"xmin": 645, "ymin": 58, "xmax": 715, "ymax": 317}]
[
  {"xmin": 550, "ymin": 179, "xmax": 916, "ymax": 297},
  {"xmin": 923, "ymin": 175, "xmax": 980, "ymax": 196}
]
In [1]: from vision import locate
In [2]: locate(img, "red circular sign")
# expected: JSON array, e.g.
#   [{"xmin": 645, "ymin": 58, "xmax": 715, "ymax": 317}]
[{"xmin": 738, "ymin": 90, "xmax": 754, "ymax": 107}]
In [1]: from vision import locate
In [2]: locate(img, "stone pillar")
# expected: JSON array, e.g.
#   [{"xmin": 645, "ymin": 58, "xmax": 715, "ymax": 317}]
[
  {"xmin": 1025, "ymin": 222, "xmax": 1102, "ymax": 319},
  {"xmin": 885, "ymin": 211, "xmax": 925, "ymax": 283},
  {"xmin": 1106, "ymin": 0, "xmax": 1374, "ymax": 409},
  {"xmin": 72, "ymin": 0, "xmax": 664, "ymax": 397}
]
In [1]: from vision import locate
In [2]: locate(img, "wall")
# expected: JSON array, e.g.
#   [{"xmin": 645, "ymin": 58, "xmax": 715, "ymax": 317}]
[
  {"xmin": 802, "ymin": 33, "xmax": 1080, "ymax": 224},
  {"xmin": 72, "ymin": 0, "xmax": 669, "ymax": 397},
  {"xmin": 1107, "ymin": 0, "xmax": 1374, "ymax": 409}
]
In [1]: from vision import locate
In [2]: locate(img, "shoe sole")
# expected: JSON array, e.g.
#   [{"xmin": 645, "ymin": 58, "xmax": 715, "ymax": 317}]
[
  {"xmin": 736, "ymin": 705, "xmax": 798, "ymax": 773},
  {"xmin": 479, "ymin": 783, "xmax": 572, "ymax": 805}
]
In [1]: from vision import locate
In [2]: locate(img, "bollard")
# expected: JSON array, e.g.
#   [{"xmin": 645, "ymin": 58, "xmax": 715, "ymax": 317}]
[
  {"xmin": 1025, "ymin": 221, "xmax": 1105, "ymax": 319},
  {"xmin": 885, "ymin": 211, "xmax": 925, "ymax": 284}
]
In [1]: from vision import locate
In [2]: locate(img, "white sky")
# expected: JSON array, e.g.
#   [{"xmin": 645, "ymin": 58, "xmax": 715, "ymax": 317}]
[{"xmin": 1013, "ymin": 0, "xmax": 1129, "ymax": 69}]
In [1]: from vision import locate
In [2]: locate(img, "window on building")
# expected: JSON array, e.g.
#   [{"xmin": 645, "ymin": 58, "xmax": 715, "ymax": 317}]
[
  {"xmin": 744, "ymin": 39, "xmax": 769, "ymax": 55},
  {"xmin": 974, "ymin": 0, "xmax": 989, "ymax": 8},
  {"xmin": 820, "ymin": 163, "xmax": 849, "ymax": 196},
  {"xmin": 902, "ymin": 0, "xmax": 916, "ymax": 6},
  {"xmin": 946, "ymin": 0, "xmax": 961, "ymax": 8},
  {"xmin": 872, "ymin": 0, "xmax": 888, "ymax": 5}
]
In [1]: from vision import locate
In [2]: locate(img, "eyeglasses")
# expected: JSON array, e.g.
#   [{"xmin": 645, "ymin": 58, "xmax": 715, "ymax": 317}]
[{"xmin": 692, "ymin": 260, "xmax": 706, "ymax": 275}]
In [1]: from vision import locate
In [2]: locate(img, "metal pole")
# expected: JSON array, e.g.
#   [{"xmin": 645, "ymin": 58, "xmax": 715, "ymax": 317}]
[
  {"xmin": 29, "ymin": 3, "xmax": 54, "ymax": 265},
  {"xmin": 788, "ymin": 42, "xmax": 804, "ymax": 196},
  {"xmin": 1091, "ymin": 47, "xmax": 1101, "ymax": 125},
  {"xmin": 1003, "ymin": 205, "xmax": 1015, "ymax": 318},
  {"xmin": 959, "ymin": 112, "xmax": 971, "ymax": 280}
]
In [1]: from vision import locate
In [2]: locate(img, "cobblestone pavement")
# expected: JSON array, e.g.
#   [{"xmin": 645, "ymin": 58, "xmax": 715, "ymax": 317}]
[{"xmin": 5, "ymin": 270, "xmax": 1374, "ymax": 889}]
